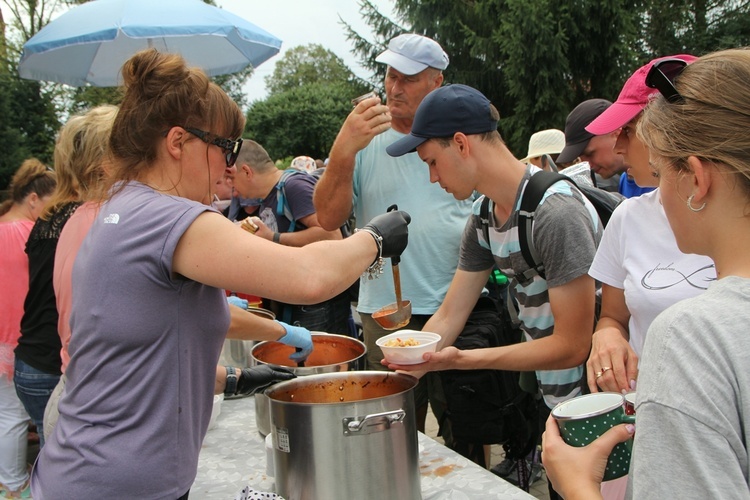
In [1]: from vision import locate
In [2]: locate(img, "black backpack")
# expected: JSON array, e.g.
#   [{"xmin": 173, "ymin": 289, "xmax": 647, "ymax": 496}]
[
  {"xmin": 480, "ymin": 170, "xmax": 623, "ymax": 284},
  {"xmin": 439, "ymin": 295, "xmax": 538, "ymax": 464}
]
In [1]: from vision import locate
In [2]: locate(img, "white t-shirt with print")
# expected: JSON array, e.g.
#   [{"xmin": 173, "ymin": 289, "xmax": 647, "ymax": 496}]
[{"xmin": 589, "ymin": 189, "xmax": 715, "ymax": 357}]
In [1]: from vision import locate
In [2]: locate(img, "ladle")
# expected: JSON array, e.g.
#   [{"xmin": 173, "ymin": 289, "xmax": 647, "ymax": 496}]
[{"xmin": 372, "ymin": 205, "xmax": 412, "ymax": 330}]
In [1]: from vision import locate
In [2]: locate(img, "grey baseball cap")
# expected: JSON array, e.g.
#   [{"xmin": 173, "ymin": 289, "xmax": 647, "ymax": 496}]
[{"xmin": 375, "ymin": 34, "xmax": 449, "ymax": 76}]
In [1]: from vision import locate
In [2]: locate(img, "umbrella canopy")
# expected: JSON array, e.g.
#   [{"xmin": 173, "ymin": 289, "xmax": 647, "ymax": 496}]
[{"xmin": 18, "ymin": 0, "xmax": 282, "ymax": 87}]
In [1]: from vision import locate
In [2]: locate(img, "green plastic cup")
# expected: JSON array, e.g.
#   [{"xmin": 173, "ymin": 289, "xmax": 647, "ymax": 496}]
[{"xmin": 552, "ymin": 392, "xmax": 636, "ymax": 481}]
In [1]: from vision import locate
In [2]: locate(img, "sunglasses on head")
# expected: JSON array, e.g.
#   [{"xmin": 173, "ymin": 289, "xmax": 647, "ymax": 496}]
[
  {"xmin": 184, "ymin": 127, "xmax": 243, "ymax": 168},
  {"xmin": 645, "ymin": 58, "xmax": 689, "ymax": 104}
]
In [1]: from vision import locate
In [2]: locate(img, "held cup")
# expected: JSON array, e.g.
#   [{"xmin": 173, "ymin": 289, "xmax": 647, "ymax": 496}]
[
  {"xmin": 624, "ymin": 392, "xmax": 636, "ymax": 416},
  {"xmin": 551, "ymin": 392, "xmax": 635, "ymax": 481},
  {"xmin": 351, "ymin": 90, "xmax": 378, "ymax": 107}
]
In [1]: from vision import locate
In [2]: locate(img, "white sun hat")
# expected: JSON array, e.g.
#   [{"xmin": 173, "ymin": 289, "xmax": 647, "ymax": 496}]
[{"xmin": 520, "ymin": 128, "xmax": 566, "ymax": 163}]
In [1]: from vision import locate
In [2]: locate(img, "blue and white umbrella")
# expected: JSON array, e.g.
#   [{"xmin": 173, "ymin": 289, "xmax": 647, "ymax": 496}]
[{"xmin": 18, "ymin": 0, "xmax": 282, "ymax": 87}]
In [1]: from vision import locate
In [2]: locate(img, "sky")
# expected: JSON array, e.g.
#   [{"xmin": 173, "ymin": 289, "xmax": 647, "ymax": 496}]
[{"xmin": 218, "ymin": 0, "xmax": 397, "ymax": 103}]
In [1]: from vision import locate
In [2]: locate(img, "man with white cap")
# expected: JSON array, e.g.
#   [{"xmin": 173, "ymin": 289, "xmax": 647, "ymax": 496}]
[
  {"xmin": 520, "ymin": 128, "xmax": 566, "ymax": 171},
  {"xmin": 314, "ymin": 34, "xmax": 471, "ymax": 439}
]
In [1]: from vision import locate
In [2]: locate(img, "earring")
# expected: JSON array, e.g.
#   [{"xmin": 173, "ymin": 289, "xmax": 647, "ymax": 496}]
[{"xmin": 687, "ymin": 194, "xmax": 706, "ymax": 212}]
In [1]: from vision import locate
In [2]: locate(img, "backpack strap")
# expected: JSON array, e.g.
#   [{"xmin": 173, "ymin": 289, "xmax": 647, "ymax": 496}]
[
  {"xmin": 517, "ymin": 171, "xmax": 568, "ymax": 282},
  {"xmin": 275, "ymin": 169, "xmax": 309, "ymax": 232},
  {"xmin": 479, "ymin": 195, "xmax": 492, "ymax": 246}
]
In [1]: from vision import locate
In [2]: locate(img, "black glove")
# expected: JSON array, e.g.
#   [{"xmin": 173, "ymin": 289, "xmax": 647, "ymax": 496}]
[
  {"xmin": 362, "ymin": 208, "xmax": 411, "ymax": 259},
  {"xmin": 234, "ymin": 365, "xmax": 296, "ymax": 396}
]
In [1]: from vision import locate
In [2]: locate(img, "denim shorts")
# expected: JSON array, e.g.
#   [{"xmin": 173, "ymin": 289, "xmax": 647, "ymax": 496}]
[{"xmin": 14, "ymin": 358, "xmax": 60, "ymax": 447}]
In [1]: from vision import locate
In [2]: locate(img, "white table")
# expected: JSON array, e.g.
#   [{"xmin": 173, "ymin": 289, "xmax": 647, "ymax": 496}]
[{"xmin": 192, "ymin": 396, "xmax": 535, "ymax": 499}]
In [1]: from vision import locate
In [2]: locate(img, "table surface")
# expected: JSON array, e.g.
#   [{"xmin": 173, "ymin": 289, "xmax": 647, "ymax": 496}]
[{"xmin": 192, "ymin": 395, "xmax": 535, "ymax": 500}]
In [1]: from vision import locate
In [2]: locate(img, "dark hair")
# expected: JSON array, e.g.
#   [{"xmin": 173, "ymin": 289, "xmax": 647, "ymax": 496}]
[
  {"xmin": 108, "ymin": 49, "xmax": 244, "ymax": 193},
  {"xmin": 0, "ymin": 158, "xmax": 57, "ymax": 216}
]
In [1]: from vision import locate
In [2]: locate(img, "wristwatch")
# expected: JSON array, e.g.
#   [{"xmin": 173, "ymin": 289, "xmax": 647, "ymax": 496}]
[{"xmin": 224, "ymin": 365, "xmax": 238, "ymax": 396}]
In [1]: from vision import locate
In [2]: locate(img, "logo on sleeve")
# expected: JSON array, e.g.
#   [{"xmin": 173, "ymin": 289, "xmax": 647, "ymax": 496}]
[{"xmin": 103, "ymin": 213, "xmax": 120, "ymax": 224}]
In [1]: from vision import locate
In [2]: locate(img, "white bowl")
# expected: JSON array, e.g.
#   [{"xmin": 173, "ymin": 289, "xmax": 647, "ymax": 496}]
[{"xmin": 376, "ymin": 330, "xmax": 441, "ymax": 365}]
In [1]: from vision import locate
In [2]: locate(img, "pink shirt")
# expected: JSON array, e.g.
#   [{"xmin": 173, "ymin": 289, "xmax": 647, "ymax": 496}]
[
  {"xmin": 0, "ymin": 219, "xmax": 34, "ymax": 379},
  {"xmin": 54, "ymin": 202, "xmax": 98, "ymax": 373}
]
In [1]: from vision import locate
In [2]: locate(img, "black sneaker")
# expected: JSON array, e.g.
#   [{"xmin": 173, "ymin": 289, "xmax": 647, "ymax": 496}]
[
  {"xmin": 505, "ymin": 460, "xmax": 543, "ymax": 487},
  {"xmin": 491, "ymin": 458, "xmax": 516, "ymax": 478}
]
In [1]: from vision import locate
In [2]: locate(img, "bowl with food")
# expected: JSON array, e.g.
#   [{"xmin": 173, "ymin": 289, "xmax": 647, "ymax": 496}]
[{"xmin": 376, "ymin": 330, "xmax": 441, "ymax": 365}]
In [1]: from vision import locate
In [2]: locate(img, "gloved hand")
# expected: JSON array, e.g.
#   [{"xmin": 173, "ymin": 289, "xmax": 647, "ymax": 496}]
[
  {"xmin": 362, "ymin": 209, "xmax": 411, "ymax": 259},
  {"xmin": 277, "ymin": 321, "xmax": 313, "ymax": 363},
  {"xmin": 235, "ymin": 365, "xmax": 296, "ymax": 396},
  {"xmin": 227, "ymin": 296, "xmax": 248, "ymax": 309}
]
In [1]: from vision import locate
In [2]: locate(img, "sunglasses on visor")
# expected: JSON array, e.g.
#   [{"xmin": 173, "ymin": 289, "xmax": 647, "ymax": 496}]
[
  {"xmin": 645, "ymin": 58, "xmax": 689, "ymax": 104},
  {"xmin": 184, "ymin": 127, "xmax": 243, "ymax": 168}
]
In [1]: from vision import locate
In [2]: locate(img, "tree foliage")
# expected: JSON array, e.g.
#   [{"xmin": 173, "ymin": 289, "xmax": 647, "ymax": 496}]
[
  {"xmin": 343, "ymin": 0, "xmax": 749, "ymax": 156},
  {"xmin": 247, "ymin": 44, "xmax": 369, "ymax": 160},
  {"xmin": 245, "ymin": 81, "xmax": 365, "ymax": 161},
  {"xmin": 0, "ymin": 1, "xmax": 64, "ymax": 189},
  {"xmin": 264, "ymin": 43, "xmax": 366, "ymax": 96}
]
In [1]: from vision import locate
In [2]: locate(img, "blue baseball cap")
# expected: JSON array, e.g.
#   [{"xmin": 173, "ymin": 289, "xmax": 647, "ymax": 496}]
[
  {"xmin": 375, "ymin": 34, "xmax": 449, "ymax": 76},
  {"xmin": 386, "ymin": 84, "xmax": 497, "ymax": 157}
]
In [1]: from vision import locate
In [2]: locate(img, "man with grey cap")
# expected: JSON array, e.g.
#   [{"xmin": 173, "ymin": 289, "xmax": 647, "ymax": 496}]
[
  {"xmin": 385, "ymin": 87, "xmax": 600, "ymax": 497},
  {"xmin": 314, "ymin": 34, "xmax": 471, "ymax": 438},
  {"xmin": 558, "ymin": 98, "xmax": 626, "ymax": 193}
]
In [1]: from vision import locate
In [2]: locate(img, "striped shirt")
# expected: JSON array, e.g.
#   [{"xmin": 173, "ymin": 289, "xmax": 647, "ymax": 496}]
[{"xmin": 458, "ymin": 165, "xmax": 602, "ymax": 408}]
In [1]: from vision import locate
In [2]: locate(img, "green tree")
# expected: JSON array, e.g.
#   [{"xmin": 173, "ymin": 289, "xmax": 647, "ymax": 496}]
[
  {"xmin": 0, "ymin": 2, "xmax": 62, "ymax": 188},
  {"xmin": 264, "ymin": 43, "xmax": 366, "ymax": 95},
  {"xmin": 246, "ymin": 44, "xmax": 369, "ymax": 159},
  {"xmin": 245, "ymin": 82, "xmax": 361, "ymax": 160},
  {"xmin": 345, "ymin": 0, "xmax": 642, "ymax": 156},
  {"xmin": 348, "ymin": 0, "xmax": 750, "ymax": 155},
  {"xmin": 644, "ymin": 0, "xmax": 750, "ymax": 56}
]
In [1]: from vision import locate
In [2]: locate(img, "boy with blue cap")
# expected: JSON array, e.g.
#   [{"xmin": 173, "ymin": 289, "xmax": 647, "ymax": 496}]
[{"xmin": 386, "ymin": 86, "xmax": 601, "ymax": 497}]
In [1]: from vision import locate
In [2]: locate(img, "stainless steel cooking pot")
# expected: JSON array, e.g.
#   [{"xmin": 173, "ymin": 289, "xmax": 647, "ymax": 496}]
[
  {"xmin": 267, "ymin": 371, "xmax": 420, "ymax": 500},
  {"xmin": 251, "ymin": 333, "xmax": 366, "ymax": 436}
]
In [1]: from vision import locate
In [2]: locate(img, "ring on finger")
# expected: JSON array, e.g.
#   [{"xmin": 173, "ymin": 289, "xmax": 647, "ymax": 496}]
[
  {"xmin": 595, "ymin": 371, "xmax": 603, "ymax": 379},
  {"xmin": 601, "ymin": 366, "xmax": 611, "ymax": 373}
]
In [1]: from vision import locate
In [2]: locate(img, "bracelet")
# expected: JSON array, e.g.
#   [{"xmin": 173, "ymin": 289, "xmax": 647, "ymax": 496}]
[
  {"xmin": 224, "ymin": 366, "xmax": 238, "ymax": 396},
  {"xmin": 356, "ymin": 228, "xmax": 384, "ymax": 280},
  {"xmin": 273, "ymin": 232, "xmax": 281, "ymax": 243}
]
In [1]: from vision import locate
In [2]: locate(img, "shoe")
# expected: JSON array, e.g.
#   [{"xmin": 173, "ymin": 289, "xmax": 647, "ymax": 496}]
[
  {"xmin": 491, "ymin": 457, "xmax": 516, "ymax": 478},
  {"xmin": 504, "ymin": 460, "xmax": 543, "ymax": 487},
  {"xmin": 0, "ymin": 477, "xmax": 32, "ymax": 499}
]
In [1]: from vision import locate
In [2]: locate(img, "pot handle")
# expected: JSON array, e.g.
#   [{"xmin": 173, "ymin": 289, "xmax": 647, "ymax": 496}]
[{"xmin": 342, "ymin": 409, "xmax": 406, "ymax": 436}]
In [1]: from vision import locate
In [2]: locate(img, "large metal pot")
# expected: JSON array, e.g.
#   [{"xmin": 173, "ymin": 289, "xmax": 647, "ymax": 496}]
[
  {"xmin": 267, "ymin": 371, "xmax": 420, "ymax": 500},
  {"xmin": 251, "ymin": 333, "xmax": 366, "ymax": 436}
]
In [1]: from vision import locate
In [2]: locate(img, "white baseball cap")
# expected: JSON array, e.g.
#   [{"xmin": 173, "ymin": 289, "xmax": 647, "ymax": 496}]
[
  {"xmin": 375, "ymin": 34, "xmax": 449, "ymax": 76},
  {"xmin": 520, "ymin": 129, "xmax": 565, "ymax": 163}
]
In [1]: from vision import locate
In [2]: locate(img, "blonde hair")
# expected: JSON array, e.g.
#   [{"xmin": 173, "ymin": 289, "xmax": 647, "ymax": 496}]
[
  {"xmin": 638, "ymin": 48, "xmax": 750, "ymax": 201},
  {"xmin": 42, "ymin": 104, "xmax": 118, "ymax": 219},
  {"xmin": 0, "ymin": 158, "xmax": 57, "ymax": 216},
  {"xmin": 108, "ymin": 49, "xmax": 244, "ymax": 193}
]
